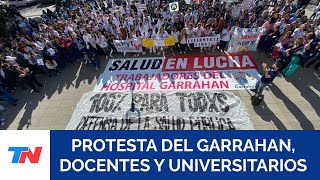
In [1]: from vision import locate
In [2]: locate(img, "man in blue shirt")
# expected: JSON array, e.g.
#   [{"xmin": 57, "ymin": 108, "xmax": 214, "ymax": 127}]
[{"xmin": 252, "ymin": 62, "xmax": 282, "ymax": 97}]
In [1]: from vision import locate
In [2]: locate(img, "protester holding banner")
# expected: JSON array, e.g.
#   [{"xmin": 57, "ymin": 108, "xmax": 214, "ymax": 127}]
[
  {"xmin": 145, "ymin": 28, "xmax": 157, "ymax": 54},
  {"xmin": 171, "ymin": 26, "xmax": 180, "ymax": 51},
  {"xmin": 194, "ymin": 23, "xmax": 204, "ymax": 52},
  {"xmin": 259, "ymin": 25, "xmax": 281, "ymax": 55},
  {"xmin": 203, "ymin": 24, "xmax": 213, "ymax": 51},
  {"xmin": 179, "ymin": 28, "xmax": 188, "ymax": 54},
  {"xmin": 219, "ymin": 24, "xmax": 232, "ymax": 52},
  {"xmin": 156, "ymin": 27, "xmax": 170, "ymax": 55},
  {"xmin": 135, "ymin": 30, "xmax": 146, "ymax": 56}
]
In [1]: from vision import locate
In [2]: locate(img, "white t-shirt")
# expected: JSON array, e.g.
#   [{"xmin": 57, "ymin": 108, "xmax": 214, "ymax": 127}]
[
  {"xmin": 292, "ymin": 29, "xmax": 306, "ymax": 40},
  {"xmin": 186, "ymin": 27, "xmax": 195, "ymax": 37},
  {"xmin": 156, "ymin": 31, "xmax": 169, "ymax": 39},
  {"xmin": 172, "ymin": 31, "xmax": 179, "ymax": 43},
  {"xmin": 194, "ymin": 27, "xmax": 204, "ymax": 37},
  {"xmin": 221, "ymin": 29, "xmax": 231, "ymax": 42},
  {"xmin": 180, "ymin": 36, "xmax": 187, "ymax": 44}
]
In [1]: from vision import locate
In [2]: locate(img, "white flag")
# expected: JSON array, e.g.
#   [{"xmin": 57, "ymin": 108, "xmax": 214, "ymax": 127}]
[{"xmin": 169, "ymin": 2, "xmax": 179, "ymax": 12}]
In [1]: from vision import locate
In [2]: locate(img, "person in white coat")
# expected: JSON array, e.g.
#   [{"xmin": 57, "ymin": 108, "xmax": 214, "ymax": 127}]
[
  {"xmin": 171, "ymin": 26, "xmax": 180, "ymax": 51},
  {"xmin": 156, "ymin": 27, "xmax": 169, "ymax": 55},
  {"xmin": 145, "ymin": 28, "xmax": 157, "ymax": 54}
]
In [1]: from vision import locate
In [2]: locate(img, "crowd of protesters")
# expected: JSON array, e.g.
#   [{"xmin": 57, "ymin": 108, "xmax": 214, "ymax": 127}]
[{"xmin": 0, "ymin": 0, "xmax": 319, "ymax": 107}]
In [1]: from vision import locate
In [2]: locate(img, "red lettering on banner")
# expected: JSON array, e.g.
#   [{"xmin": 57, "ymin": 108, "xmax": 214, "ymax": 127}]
[
  {"xmin": 159, "ymin": 81, "xmax": 229, "ymax": 90},
  {"xmin": 100, "ymin": 83, "xmax": 110, "ymax": 91},
  {"xmin": 100, "ymin": 80, "xmax": 231, "ymax": 91},
  {"xmin": 240, "ymin": 34, "xmax": 261, "ymax": 39},
  {"xmin": 162, "ymin": 54, "xmax": 257, "ymax": 71},
  {"xmin": 135, "ymin": 74, "xmax": 142, "ymax": 80}
]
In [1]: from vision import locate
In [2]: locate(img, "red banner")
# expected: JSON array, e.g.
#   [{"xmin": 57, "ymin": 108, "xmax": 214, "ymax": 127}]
[{"xmin": 162, "ymin": 54, "xmax": 258, "ymax": 72}]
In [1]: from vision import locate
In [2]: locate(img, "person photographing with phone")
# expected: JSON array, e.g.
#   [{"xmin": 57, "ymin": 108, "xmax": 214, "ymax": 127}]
[{"xmin": 252, "ymin": 62, "xmax": 282, "ymax": 98}]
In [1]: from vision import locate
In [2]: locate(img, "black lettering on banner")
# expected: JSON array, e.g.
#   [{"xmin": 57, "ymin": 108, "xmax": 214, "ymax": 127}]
[
  {"xmin": 189, "ymin": 117, "xmax": 200, "ymax": 130},
  {"xmin": 176, "ymin": 92, "xmax": 231, "ymax": 113},
  {"xmin": 130, "ymin": 60, "xmax": 138, "ymax": 70},
  {"xmin": 176, "ymin": 92, "xmax": 186, "ymax": 112},
  {"xmin": 134, "ymin": 93, "xmax": 168, "ymax": 112},
  {"xmin": 140, "ymin": 60, "xmax": 152, "ymax": 70},
  {"xmin": 173, "ymin": 117, "xmax": 185, "ymax": 130},
  {"xmin": 219, "ymin": 117, "xmax": 226, "ymax": 124},
  {"xmin": 227, "ymin": 118, "xmax": 236, "ymax": 130},
  {"xmin": 108, "ymin": 60, "xmax": 121, "ymax": 71},
  {"xmin": 120, "ymin": 118, "xmax": 132, "ymax": 130},
  {"xmin": 209, "ymin": 117, "xmax": 216, "ymax": 130},
  {"xmin": 217, "ymin": 93, "xmax": 230, "ymax": 112},
  {"xmin": 160, "ymin": 93, "xmax": 169, "ymax": 112},
  {"xmin": 133, "ymin": 93, "xmax": 144, "ymax": 110},
  {"xmin": 151, "ymin": 59, "xmax": 162, "ymax": 69},
  {"xmin": 144, "ymin": 116, "xmax": 150, "ymax": 130},
  {"xmin": 119, "ymin": 60, "xmax": 130, "ymax": 70},
  {"xmin": 76, "ymin": 116, "xmax": 236, "ymax": 130},
  {"xmin": 154, "ymin": 116, "xmax": 186, "ymax": 130},
  {"xmin": 197, "ymin": 92, "xmax": 207, "ymax": 112},
  {"xmin": 188, "ymin": 93, "xmax": 198, "ymax": 112},
  {"xmin": 141, "ymin": 93, "xmax": 149, "ymax": 112},
  {"xmin": 105, "ymin": 117, "xmax": 118, "ymax": 130},
  {"xmin": 150, "ymin": 93, "xmax": 161, "ymax": 111},
  {"xmin": 89, "ymin": 94, "xmax": 101, "ymax": 113},
  {"xmin": 112, "ymin": 93, "xmax": 128, "ymax": 112},
  {"xmin": 105, "ymin": 94, "xmax": 116, "ymax": 112},
  {"xmin": 76, "ymin": 116, "xmax": 88, "ymax": 130},
  {"xmin": 101, "ymin": 94, "xmax": 111, "ymax": 112},
  {"xmin": 89, "ymin": 93, "xmax": 128, "ymax": 113},
  {"xmin": 205, "ymin": 93, "xmax": 219, "ymax": 112}
]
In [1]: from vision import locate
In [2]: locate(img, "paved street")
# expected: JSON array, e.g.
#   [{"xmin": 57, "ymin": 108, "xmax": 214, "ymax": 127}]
[{"xmin": 0, "ymin": 50, "xmax": 319, "ymax": 130}]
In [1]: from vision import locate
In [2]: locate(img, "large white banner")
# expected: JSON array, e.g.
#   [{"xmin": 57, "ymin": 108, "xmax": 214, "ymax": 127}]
[
  {"xmin": 187, "ymin": 35, "xmax": 221, "ymax": 47},
  {"xmin": 227, "ymin": 27, "xmax": 265, "ymax": 53},
  {"xmin": 114, "ymin": 39, "xmax": 143, "ymax": 53},
  {"xmin": 66, "ymin": 91, "xmax": 254, "ymax": 130},
  {"xmin": 94, "ymin": 55, "xmax": 260, "ymax": 92}
]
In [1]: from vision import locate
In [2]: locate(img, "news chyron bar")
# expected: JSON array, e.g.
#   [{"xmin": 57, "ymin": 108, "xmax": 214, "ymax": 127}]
[{"xmin": 0, "ymin": 131, "xmax": 320, "ymax": 179}]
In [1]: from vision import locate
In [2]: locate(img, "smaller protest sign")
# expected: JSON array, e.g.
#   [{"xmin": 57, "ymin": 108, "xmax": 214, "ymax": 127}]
[
  {"xmin": 169, "ymin": 2, "xmax": 179, "ymax": 12},
  {"xmin": 135, "ymin": 3, "xmax": 147, "ymax": 12},
  {"xmin": 227, "ymin": 27, "xmax": 265, "ymax": 53},
  {"xmin": 142, "ymin": 36, "xmax": 175, "ymax": 47},
  {"xmin": 187, "ymin": 35, "xmax": 221, "ymax": 47},
  {"xmin": 114, "ymin": 39, "xmax": 143, "ymax": 53},
  {"xmin": 155, "ymin": 36, "xmax": 175, "ymax": 47}
]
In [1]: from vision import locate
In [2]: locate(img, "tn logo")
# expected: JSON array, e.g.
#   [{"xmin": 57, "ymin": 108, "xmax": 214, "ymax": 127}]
[{"xmin": 8, "ymin": 147, "xmax": 42, "ymax": 163}]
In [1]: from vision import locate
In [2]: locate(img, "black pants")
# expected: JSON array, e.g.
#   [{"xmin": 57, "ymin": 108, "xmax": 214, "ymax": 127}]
[
  {"xmin": 219, "ymin": 41, "xmax": 228, "ymax": 51},
  {"xmin": 180, "ymin": 43, "xmax": 187, "ymax": 52},
  {"xmin": 23, "ymin": 74, "xmax": 43, "ymax": 92},
  {"xmin": 172, "ymin": 43, "xmax": 180, "ymax": 51}
]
